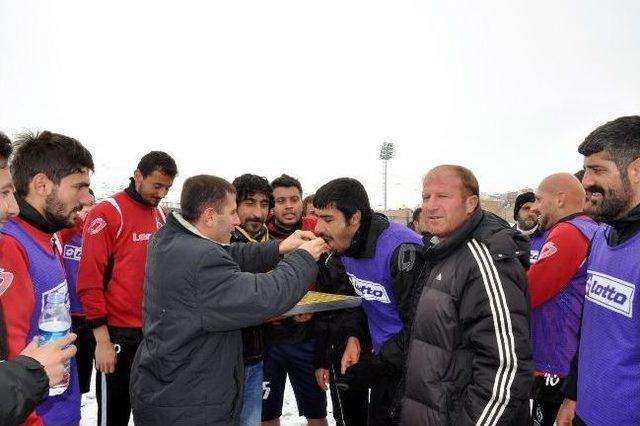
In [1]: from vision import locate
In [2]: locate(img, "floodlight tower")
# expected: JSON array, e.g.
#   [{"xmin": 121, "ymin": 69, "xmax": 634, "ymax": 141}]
[{"xmin": 379, "ymin": 142, "xmax": 395, "ymax": 211}]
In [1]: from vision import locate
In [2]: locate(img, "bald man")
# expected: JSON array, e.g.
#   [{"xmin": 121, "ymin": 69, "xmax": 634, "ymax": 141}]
[{"xmin": 528, "ymin": 173, "xmax": 599, "ymax": 426}]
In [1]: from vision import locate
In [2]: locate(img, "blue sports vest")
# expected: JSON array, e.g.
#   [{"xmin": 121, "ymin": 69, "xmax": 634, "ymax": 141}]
[
  {"xmin": 576, "ymin": 224, "xmax": 640, "ymax": 426},
  {"xmin": 62, "ymin": 232, "xmax": 84, "ymax": 315},
  {"xmin": 1, "ymin": 219, "xmax": 81, "ymax": 426},
  {"xmin": 530, "ymin": 216, "xmax": 598, "ymax": 376},
  {"xmin": 341, "ymin": 221, "xmax": 423, "ymax": 353},
  {"xmin": 529, "ymin": 231, "xmax": 547, "ymax": 265}
]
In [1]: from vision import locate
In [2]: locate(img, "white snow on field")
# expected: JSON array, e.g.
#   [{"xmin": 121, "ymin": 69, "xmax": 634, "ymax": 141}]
[{"xmin": 80, "ymin": 372, "xmax": 335, "ymax": 426}]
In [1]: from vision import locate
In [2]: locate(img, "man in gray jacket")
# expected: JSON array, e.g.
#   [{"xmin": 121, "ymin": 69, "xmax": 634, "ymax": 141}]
[{"xmin": 130, "ymin": 174, "xmax": 326, "ymax": 426}]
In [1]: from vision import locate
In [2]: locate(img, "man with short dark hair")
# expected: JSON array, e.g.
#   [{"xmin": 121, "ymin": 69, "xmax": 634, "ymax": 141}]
[
  {"xmin": 400, "ymin": 165, "xmax": 532, "ymax": 425},
  {"xmin": 527, "ymin": 174, "xmax": 598, "ymax": 426},
  {"xmin": 230, "ymin": 173, "xmax": 273, "ymax": 426},
  {"xmin": 557, "ymin": 116, "xmax": 640, "ymax": 426},
  {"xmin": 130, "ymin": 174, "xmax": 326, "ymax": 425},
  {"xmin": 0, "ymin": 131, "xmax": 79, "ymax": 425},
  {"xmin": 0, "ymin": 130, "xmax": 94, "ymax": 426},
  {"xmin": 78, "ymin": 151, "xmax": 177, "ymax": 426},
  {"xmin": 313, "ymin": 177, "xmax": 424, "ymax": 426},
  {"xmin": 262, "ymin": 174, "xmax": 329, "ymax": 426},
  {"xmin": 0, "ymin": 131, "xmax": 19, "ymax": 222}
]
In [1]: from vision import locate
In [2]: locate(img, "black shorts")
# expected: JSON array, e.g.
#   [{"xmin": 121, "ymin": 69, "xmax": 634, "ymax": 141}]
[
  {"xmin": 531, "ymin": 374, "xmax": 565, "ymax": 426},
  {"xmin": 262, "ymin": 339, "xmax": 327, "ymax": 421}
]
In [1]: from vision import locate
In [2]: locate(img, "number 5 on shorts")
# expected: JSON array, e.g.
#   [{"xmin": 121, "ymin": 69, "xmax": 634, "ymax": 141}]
[{"xmin": 262, "ymin": 381, "xmax": 271, "ymax": 400}]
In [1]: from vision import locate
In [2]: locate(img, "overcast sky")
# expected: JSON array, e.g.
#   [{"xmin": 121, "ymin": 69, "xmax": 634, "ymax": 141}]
[{"xmin": 1, "ymin": 1, "xmax": 639, "ymax": 209}]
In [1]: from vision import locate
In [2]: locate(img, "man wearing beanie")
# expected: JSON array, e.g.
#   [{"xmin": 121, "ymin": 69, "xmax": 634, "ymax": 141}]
[
  {"xmin": 513, "ymin": 191, "xmax": 547, "ymax": 266},
  {"xmin": 514, "ymin": 191, "xmax": 539, "ymax": 235}
]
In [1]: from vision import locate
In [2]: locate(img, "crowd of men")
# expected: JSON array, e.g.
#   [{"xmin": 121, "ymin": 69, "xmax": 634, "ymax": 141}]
[{"xmin": 0, "ymin": 115, "xmax": 638, "ymax": 426}]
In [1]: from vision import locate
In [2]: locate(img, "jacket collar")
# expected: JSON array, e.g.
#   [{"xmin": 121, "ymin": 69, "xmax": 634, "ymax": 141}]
[
  {"xmin": 515, "ymin": 223, "xmax": 538, "ymax": 236},
  {"xmin": 16, "ymin": 195, "xmax": 63, "ymax": 235},
  {"xmin": 604, "ymin": 202, "xmax": 640, "ymax": 245},
  {"xmin": 423, "ymin": 208, "xmax": 484, "ymax": 262},
  {"xmin": 125, "ymin": 178, "xmax": 155, "ymax": 208},
  {"xmin": 232, "ymin": 224, "xmax": 269, "ymax": 243},
  {"xmin": 343, "ymin": 211, "xmax": 388, "ymax": 258}
]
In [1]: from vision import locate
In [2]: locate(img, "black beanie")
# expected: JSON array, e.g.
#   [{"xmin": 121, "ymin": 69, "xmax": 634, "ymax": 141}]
[{"xmin": 513, "ymin": 192, "xmax": 536, "ymax": 221}]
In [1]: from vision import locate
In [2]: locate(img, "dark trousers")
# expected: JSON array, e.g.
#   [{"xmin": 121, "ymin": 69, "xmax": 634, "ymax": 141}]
[
  {"xmin": 531, "ymin": 375, "xmax": 565, "ymax": 426},
  {"xmin": 72, "ymin": 316, "xmax": 95, "ymax": 394},
  {"xmin": 368, "ymin": 376, "xmax": 400, "ymax": 426},
  {"xmin": 95, "ymin": 331, "xmax": 141, "ymax": 426},
  {"xmin": 328, "ymin": 362, "xmax": 368, "ymax": 426}
]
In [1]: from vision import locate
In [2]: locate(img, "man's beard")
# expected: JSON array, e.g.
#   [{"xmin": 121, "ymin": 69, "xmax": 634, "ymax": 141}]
[
  {"xmin": 243, "ymin": 219, "xmax": 265, "ymax": 234},
  {"xmin": 143, "ymin": 194, "xmax": 160, "ymax": 207},
  {"xmin": 517, "ymin": 218, "xmax": 537, "ymax": 231},
  {"xmin": 44, "ymin": 192, "xmax": 79, "ymax": 229},
  {"xmin": 587, "ymin": 179, "xmax": 632, "ymax": 221}
]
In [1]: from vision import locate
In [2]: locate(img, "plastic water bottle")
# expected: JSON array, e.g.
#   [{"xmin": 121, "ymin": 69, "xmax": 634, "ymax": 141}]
[{"xmin": 39, "ymin": 292, "xmax": 71, "ymax": 396}]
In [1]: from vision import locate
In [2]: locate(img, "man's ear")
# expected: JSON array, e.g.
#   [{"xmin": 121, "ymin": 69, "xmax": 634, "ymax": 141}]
[
  {"xmin": 30, "ymin": 173, "xmax": 53, "ymax": 197},
  {"xmin": 204, "ymin": 207, "xmax": 216, "ymax": 228},
  {"xmin": 133, "ymin": 169, "xmax": 143, "ymax": 185},
  {"xmin": 465, "ymin": 195, "xmax": 479, "ymax": 214},
  {"xmin": 627, "ymin": 157, "xmax": 640, "ymax": 185},
  {"xmin": 557, "ymin": 192, "xmax": 567, "ymax": 209},
  {"xmin": 349, "ymin": 210, "xmax": 362, "ymax": 228}
]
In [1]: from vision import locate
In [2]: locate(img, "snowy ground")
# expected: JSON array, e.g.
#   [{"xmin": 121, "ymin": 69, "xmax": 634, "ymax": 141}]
[{"xmin": 80, "ymin": 372, "xmax": 336, "ymax": 426}]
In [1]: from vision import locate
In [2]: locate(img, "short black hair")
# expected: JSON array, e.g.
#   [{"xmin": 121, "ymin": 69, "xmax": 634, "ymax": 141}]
[
  {"xmin": 574, "ymin": 169, "xmax": 585, "ymax": 182},
  {"xmin": 137, "ymin": 151, "xmax": 178, "ymax": 179},
  {"xmin": 0, "ymin": 131, "xmax": 12, "ymax": 168},
  {"xmin": 11, "ymin": 130, "xmax": 94, "ymax": 197},
  {"xmin": 232, "ymin": 174, "xmax": 274, "ymax": 208},
  {"xmin": 181, "ymin": 175, "xmax": 236, "ymax": 222},
  {"xmin": 271, "ymin": 174, "xmax": 302, "ymax": 196},
  {"xmin": 578, "ymin": 116, "xmax": 640, "ymax": 173},
  {"xmin": 314, "ymin": 177, "xmax": 372, "ymax": 223}
]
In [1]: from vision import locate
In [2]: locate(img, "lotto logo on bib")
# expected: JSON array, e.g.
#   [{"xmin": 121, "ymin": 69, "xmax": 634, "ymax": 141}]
[
  {"xmin": 347, "ymin": 273, "xmax": 391, "ymax": 303},
  {"xmin": 63, "ymin": 244, "xmax": 82, "ymax": 261},
  {"xmin": 530, "ymin": 250, "xmax": 540, "ymax": 264},
  {"xmin": 586, "ymin": 270, "xmax": 635, "ymax": 318}
]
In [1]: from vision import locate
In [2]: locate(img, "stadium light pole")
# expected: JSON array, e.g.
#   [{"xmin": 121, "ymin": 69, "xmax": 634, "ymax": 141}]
[{"xmin": 379, "ymin": 142, "xmax": 395, "ymax": 211}]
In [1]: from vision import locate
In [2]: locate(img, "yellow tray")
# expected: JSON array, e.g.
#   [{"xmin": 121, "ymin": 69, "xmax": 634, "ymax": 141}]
[{"xmin": 281, "ymin": 291, "xmax": 362, "ymax": 317}]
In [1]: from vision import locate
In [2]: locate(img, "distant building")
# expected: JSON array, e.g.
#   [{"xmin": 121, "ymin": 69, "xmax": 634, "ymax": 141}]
[
  {"xmin": 161, "ymin": 201, "xmax": 181, "ymax": 214},
  {"xmin": 380, "ymin": 208, "xmax": 413, "ymax": 226}
]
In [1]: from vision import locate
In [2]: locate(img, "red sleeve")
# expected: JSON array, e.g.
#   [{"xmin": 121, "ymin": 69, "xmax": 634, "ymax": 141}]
[
  {"xmin": 0, "ymin": 236, "xmax": 36, "ymax": 359},
  {"xmin": 76, "ymin": 203, "xmax": 119, "ymax": 325},
  {"xmin": 527, "ymin": 223, "xmax": 589, "ymax": 308}
]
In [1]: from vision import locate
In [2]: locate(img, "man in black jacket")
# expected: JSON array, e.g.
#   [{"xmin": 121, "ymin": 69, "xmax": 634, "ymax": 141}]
[
  {"xmin": 400, "ymin": 165, "xmax": 532, "ymax": 426},
  {"xmin": 230, "ymin": 173, "xmax": 273, "ymax": 426},
  {"xmin": 0, "ymin": 332, "xmax": 77, "ymax": 425},
  {"xmin": 130, "ymin": 175, "xmax": 327, "ymax": 425},
  {"xmin": 313, "ymin": 178, "xmax": 425, "ymax": 426}
]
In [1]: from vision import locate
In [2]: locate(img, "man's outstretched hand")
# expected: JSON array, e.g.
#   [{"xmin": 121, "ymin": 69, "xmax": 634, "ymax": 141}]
[{"xmin": 279, "ymin": 230, "xmax": 317, "ymax": 255}]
